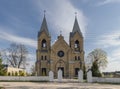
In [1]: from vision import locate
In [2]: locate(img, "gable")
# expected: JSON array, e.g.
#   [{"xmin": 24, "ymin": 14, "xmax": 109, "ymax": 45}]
[{"xmin": 51, "ymin": 36, "xmax": 70, "ymax": 52}]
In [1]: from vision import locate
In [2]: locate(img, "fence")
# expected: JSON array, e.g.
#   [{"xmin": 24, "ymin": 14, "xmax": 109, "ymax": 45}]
[
  {"xmin": 0, "ymin": 70, "xmax": 83, "ymax": 82},
  {"xmin": 92, "ymin": 77, "xmax": 120, "ymax": 83},
  {"xmin": 0, "ymin": 76, "xmax": 49, "ymax": 81}
]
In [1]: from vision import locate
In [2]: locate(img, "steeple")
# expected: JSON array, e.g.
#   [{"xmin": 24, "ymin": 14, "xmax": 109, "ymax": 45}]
[
  {"xmin": 72, "ymin": 15, "xmax": 83, "ymax": 37},
  {"xmin": 38, "ymin": 11, "xmax": 50, "ymax": 37}
]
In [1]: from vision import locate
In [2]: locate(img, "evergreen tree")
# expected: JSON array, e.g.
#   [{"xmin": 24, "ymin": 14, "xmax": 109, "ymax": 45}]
[{"xmin": 91, "ymin": 61, "xmax": 102, "ymax": 77}]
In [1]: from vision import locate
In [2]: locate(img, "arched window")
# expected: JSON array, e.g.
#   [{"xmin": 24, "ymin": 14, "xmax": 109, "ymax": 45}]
[
  {"xmin": 78, "ymin": 56, "xmax": 80, "ymax": 60},
  {"xmin": 41, "ymin": 56, "xmax": 43, "ymax": 60},
  {"xmin": 75, "ymin": 56, "xmax": 77, "ymax": 60},
  {"xmin": 45, "ymin": 56, "xmax": 47, "ymax": 60},
  {"xmin": 74, "ymin": 40, "xmax": 79, "ymax": 48},
  {"xmin": 42, "ymin": 39, "xmax": 47, "ymax": 48}
]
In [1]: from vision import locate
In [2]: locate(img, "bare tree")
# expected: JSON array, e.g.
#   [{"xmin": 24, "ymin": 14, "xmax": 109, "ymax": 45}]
[
  {"xmin": 88, "ymin": 48, "xmax": 108, "ymax": 69},
  {"xmin": 3, "ymin": 43, "xmax": 28, "ymax": 69},
  {"xmin": 31, "ymin": 65, "xmax": 36, "ymax": 76}
]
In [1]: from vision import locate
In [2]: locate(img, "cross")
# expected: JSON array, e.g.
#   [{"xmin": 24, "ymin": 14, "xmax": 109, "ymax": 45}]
[
  {"xmin": 75, "ymin": 12, "xmax": 77, "ymax": 17},
  {"xmin": 44, "ymin": 10, "xmax": 46, "ymax": 16},
  {"xmin": 60, "ymin": 30, "xmax": 62, "ymax": 35}
]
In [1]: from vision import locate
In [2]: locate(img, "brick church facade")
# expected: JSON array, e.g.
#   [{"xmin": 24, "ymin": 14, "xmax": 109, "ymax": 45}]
[{"xmin": 36, "ymin": 14, "xmax": 84, "ymax": 78}]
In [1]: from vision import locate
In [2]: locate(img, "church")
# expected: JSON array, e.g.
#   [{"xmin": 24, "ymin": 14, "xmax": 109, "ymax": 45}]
[{"xmin": 36, "ymin": 14, "xmax": 84, "ymax": 78}]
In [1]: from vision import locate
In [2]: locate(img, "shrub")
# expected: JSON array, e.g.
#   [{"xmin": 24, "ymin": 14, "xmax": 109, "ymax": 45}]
[
  {"xmin": 19, "ymin": 71, "xmax": 25, "ymax": 76},
  {"xmin": 15, "ymin": 72, "xmax": 18, "ymax": 76},
  {"xmin": 8, "ymin": 72, "xmax": 11, "ymax": 76},
  {"xmin": 12, "ymin": 71, "xmax": 14, "ymax": 76}
]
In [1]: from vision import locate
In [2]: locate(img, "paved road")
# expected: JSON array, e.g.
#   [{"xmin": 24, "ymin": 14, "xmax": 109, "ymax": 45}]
[{"xmin": 0, "ymin": 82, "xmax": 120, "ymax": 89}]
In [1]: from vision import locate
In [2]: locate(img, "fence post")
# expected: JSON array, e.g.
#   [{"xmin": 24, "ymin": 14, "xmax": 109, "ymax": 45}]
[
  {"xmin": 78, "ymin": 70, "xmax": 83, "ymax": 82},
  {"xmin": 49, "ymin": 71, "xmax": 54, "ymax": 82},
  {"xmin": 58, "ymin": 69, "xmax": 62, "ymax": 82},
  {"xmin": 87, "ymin": 70, "xmax": 92, "ymax": 83}
]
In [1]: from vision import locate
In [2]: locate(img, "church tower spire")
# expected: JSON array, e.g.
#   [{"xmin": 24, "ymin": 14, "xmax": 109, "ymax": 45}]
[
  {"xmin": 72, "ymin": 15, "xmax": 83, "ymax": 37},
  {"xmin": 69, "ymin": 13, "xmax": 84, "ymax": 52},
  {"xmin": 38, "ymin": 10, "xmax": 50, "ymax": 37}
]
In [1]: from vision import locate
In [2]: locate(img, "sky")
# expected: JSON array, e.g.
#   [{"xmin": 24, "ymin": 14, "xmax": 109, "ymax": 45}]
[{"xmin": 0, "ymin": 0, "xmax": 120, "ymax": 72}]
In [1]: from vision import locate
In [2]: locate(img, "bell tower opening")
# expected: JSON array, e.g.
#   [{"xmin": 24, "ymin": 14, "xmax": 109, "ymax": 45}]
[
  {"xmin": 41, "ymin": 39, "xmax": 47, "ymax": 48},
  {"xmin": 75, "ymin": 40, "xmax": 79, "ymax": 48},
  {"xmin": 74, "ymin": 40, "xmax": 80, "ymax": 51}
]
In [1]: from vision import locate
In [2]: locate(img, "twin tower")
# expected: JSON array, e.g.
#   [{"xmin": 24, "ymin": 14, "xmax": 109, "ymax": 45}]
[{"xmin": 36, "ymin": 14, "xmax": 84, "ymax": 78}]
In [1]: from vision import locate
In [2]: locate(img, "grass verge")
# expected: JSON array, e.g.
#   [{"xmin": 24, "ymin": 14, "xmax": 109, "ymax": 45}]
[{"xmin": 0, "ymin": 87, "xmax": 5, "ymax": 89}]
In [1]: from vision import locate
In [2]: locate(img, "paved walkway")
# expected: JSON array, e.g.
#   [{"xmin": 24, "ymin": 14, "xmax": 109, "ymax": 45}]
[{"xmin": 0, "ymin": 82, "xmax": 120, "ymax": 89}]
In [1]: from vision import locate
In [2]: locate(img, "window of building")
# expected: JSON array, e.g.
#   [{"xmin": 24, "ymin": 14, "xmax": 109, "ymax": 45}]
[
  {"xmin": 45, "ymin": 56, "xmax": 47, "ymax": 60},
  {"xmin": 74, "ymin": 40, "xmax": 79, "ymax": 48},
  {"xmin": 75, "ymin": 56, "xmax": 77, "ymax": 60},
  {"xmin": 78, "ymin": 56, "xmax": 80, "ymax": 60},
  {"xmin": 41, "ymin": 39, "xmax": 47, "ymax": 48},
  {"xmin": 41, "ymin": 56, "xmax": 43, "ymax": 60}
]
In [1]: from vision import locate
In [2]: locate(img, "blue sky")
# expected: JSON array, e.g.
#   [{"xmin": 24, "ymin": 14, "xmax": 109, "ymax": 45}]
[{"xmin": 0, "ymin": 0, "xmax": 120, "ymax": 72}]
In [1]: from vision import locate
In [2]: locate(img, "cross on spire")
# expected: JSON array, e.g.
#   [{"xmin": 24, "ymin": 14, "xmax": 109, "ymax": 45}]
[
  {"xmin": 60, "ymin": 30, "xmax": 62, "ymax": 35},
  {"xmin": 44, "ymin": 10, "xmax": 46, "ymax": 17},
  {"xmin": 75, "ymin": 12, "xmax": 77, "ymax": 17}
]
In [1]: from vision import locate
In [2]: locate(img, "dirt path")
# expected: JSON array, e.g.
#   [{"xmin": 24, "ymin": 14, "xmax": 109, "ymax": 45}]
[{"xmin": 0, "ymin": 82, "xmax": 120, "ymax": 89}]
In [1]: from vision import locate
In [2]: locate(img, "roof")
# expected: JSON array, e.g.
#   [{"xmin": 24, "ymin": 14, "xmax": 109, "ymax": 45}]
[
  {"xmin": 38, "ymin": 15, "xmax": 50, "ymax": 37},
  {"xmin": 70, "ymin": 17, "xmax": 83, "ymax": 37}
]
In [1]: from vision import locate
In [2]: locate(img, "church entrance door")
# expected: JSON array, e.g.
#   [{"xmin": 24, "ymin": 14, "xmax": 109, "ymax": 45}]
[
  {"xmin": 55, "ymin": 60, "xmax": 66, "ymax": 78},
  {"xmin": 58, "ymin": 67, "xmax": 64, "ymax": 77},
  {"xmin": 75, "ymin": 68, "xmax": 79, "ymax": 77},
  {"xmin": 42, "ymin": 68, "xmax": 47, "ymax": 76}
]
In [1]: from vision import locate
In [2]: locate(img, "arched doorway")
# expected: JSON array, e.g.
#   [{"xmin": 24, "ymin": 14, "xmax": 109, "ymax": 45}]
[{"xmin": 55, "ymin": 59, "xmax": 66, "ymax": 77}]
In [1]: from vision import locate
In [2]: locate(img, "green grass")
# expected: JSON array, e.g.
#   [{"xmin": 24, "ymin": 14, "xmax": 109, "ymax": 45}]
[{"xmin": 0, "ymin": 87, "xmax": 5, "ymax": 89}]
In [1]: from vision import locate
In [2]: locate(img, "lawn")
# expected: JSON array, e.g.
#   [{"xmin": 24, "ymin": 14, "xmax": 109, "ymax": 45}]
[{"xmin": 0, "ymin": 87, "xmax": 5, "ymax": 89}]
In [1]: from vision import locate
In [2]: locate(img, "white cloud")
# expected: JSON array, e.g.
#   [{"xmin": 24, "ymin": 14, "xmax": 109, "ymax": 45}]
[
  {"xmin": 0, "ymin": 31, "xmax": 37, "ymax": 48},
  {"xmin": 102, "ymin": 61, "xmax": 120, "ymax": 72},
  {"xmin": 96, "ymin": 31, "xmax": 120, "ymax": 48},
  {"xmin": 95, "ymin": 30, "xmax": 120, "ymax": 72},
  {"xmin": 102, "ymin": 52, "xmax": 120, "ymax": 72},
  {"xmin": 33, "ymin": 0, "xmax": 87, "ymax": 43},
  {"xmin": 97, "ymin": 0, "xmax": 120, "ymax": 6},
  {"xmin": 111, "ymin": 48, "xmax": 120, "ymax": 61}
]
